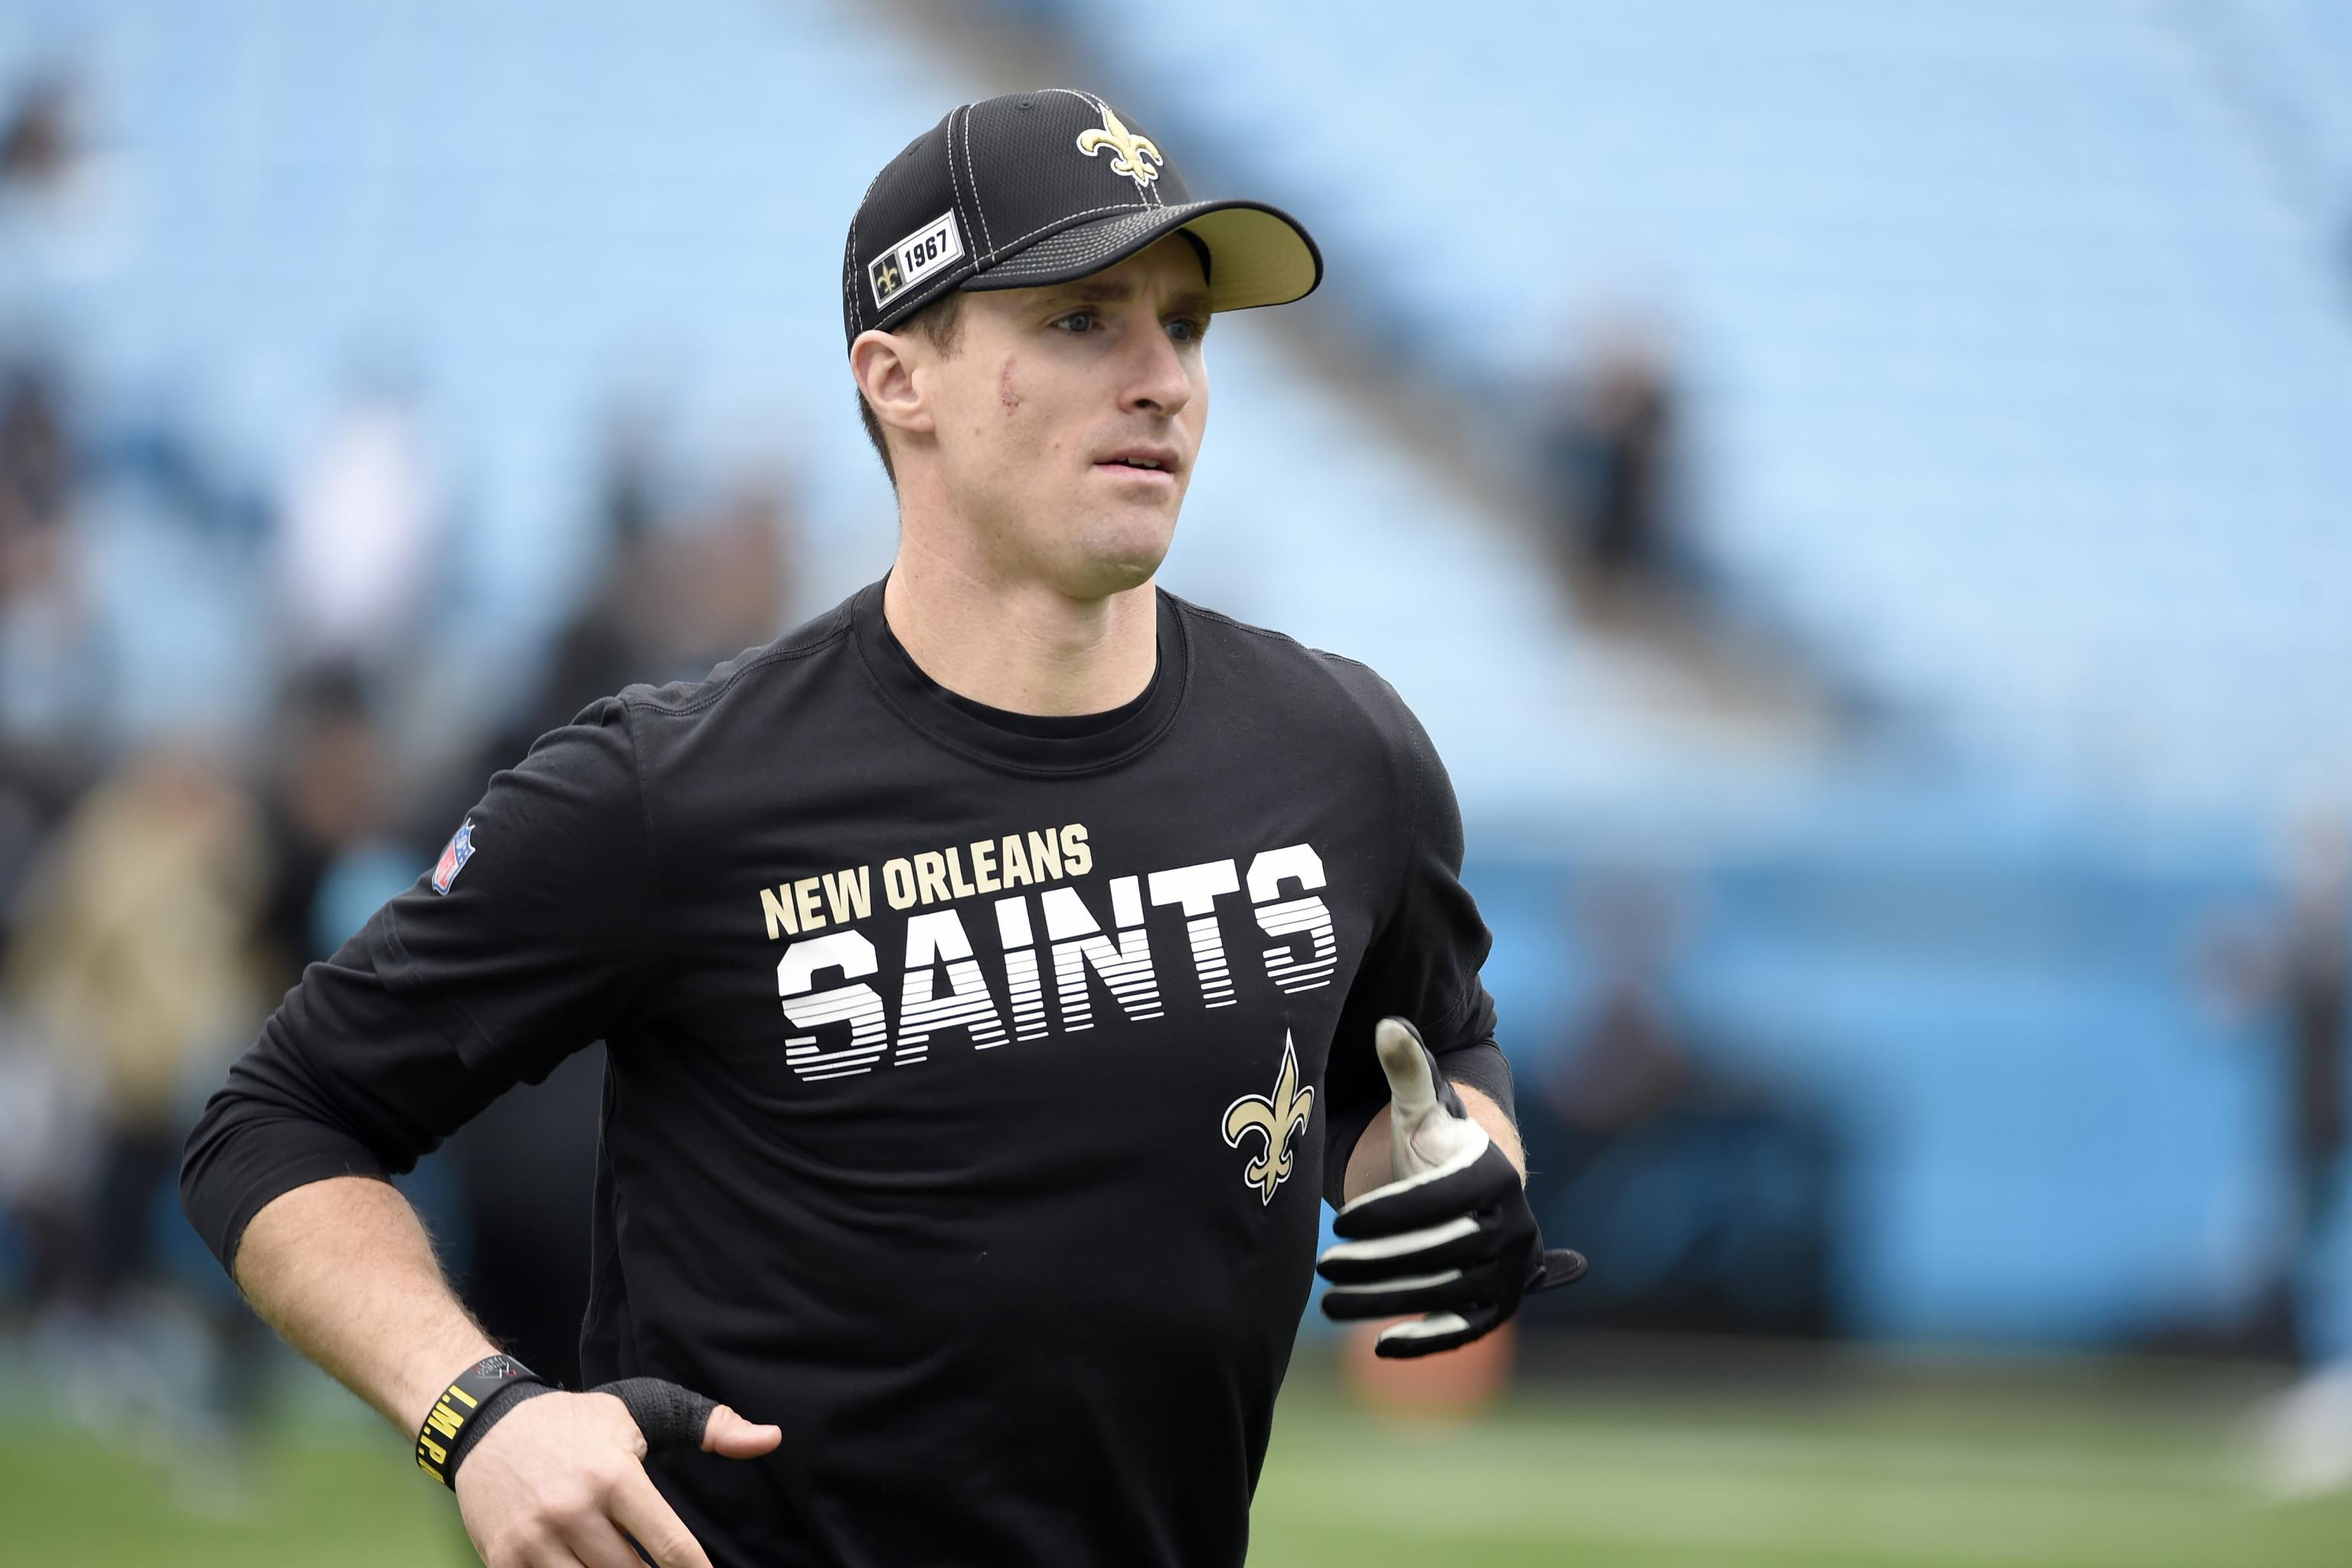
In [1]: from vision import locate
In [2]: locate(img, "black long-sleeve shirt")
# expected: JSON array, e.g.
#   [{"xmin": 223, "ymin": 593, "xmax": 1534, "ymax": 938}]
[{"xmin": 182, "ymin": 577, "xmax": 1515, "ymax": 1568}]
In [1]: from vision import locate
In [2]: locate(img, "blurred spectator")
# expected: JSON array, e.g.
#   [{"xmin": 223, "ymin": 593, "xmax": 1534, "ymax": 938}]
[
  {"xmin": 254, "ymin": 665, "xmax": 392, "ymax": 985},
  {"xmin": 0, "ymin": 360, "xmax": 114, "ymax": 931},
  {"xmin": 2241, "ymin": 819, "xmax": 2352, "ymax": 1495},
  {"xmin": 2280, "ymin": 830, "xmax": 2349, "ymax": 1292},
  {"xmin": 2205, "ymin": 815, "xmax": 2352, "ymax": 1362},
  {"xmin": 475, "ymin": 434, "xmax": 799, "ymax": 777},
  {"xmin": 0, "ymin": 68, "xmax": 78, "ymax": 199},
  {"xmin": 0, "ymin": 64, "xmax": 119, "ymax": 308},
  {"xmin": 595, "ymin": 400, "xmax": 661, "ymax": 554},
  {"xmin": 662, "ymin": 473, "xmax": 798, "ymax": 671},
  {"xmin": 1547, "ymin": 877, "xmax": 1692, "ymax": 1135},
  {"xmin": 0, "ymin": 992, "xmax": 96, "ymax": 1311},
  {"xmin": 1521, "ymin": 874, "xmax": 1842, "ymax": 1338},
  {"xmin": 494, "ymin": 416, "xmax": 678, "ymax": 757},
  {"xmin": 0, "ymin": 358, "xmax": 70, "ymax": 531},
  {"xmin": 2, "ymin": 745, "xmax": 266, "ymax": 1315},
  {"xmin": 1535, "ymin": 318, "xmax": 1874, "ymax": 732},
  {"xmin": 276, "ymin": 380, "xmax": 441, "ymax": 671},
  {"xmin": 1542, "ymin": 321, "xmax": 1690, "ymax": 603}
]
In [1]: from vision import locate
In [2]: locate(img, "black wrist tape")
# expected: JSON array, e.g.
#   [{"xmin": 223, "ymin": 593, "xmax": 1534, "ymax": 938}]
[
  {"xmin": 414, "ymin": 1354, "xmax": 552, "ymax": 1488},
  {"xmin": 590, "ymin": 1377, "xmax": 719, "ymax": 1454}
]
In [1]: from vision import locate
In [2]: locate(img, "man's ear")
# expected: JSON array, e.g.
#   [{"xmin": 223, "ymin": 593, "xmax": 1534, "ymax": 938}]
[{"xmin": 851, "ymin": 328, "xmax": 933, "ymax": 444}]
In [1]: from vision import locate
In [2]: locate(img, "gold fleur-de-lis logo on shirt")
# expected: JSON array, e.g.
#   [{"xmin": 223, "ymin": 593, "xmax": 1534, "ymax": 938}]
[
  {"xmin": 1223, "ymin": 1033, "xmax": 1315, "ymax": 1205},
  {"xmin": 1076, "ymin": 103, "xmax": 1163, "ymax": 193}
]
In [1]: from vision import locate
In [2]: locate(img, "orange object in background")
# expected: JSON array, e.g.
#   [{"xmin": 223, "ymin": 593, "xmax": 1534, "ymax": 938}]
[{"xmin": 1339, "ymin": 1318, "xmax": 1515, "ymax": 1420}]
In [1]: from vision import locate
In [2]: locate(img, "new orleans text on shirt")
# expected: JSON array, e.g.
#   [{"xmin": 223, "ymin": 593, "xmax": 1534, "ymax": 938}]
[{"xmin": 756, "ymin": 822, "xmax": 1337, "ymax": 1082}]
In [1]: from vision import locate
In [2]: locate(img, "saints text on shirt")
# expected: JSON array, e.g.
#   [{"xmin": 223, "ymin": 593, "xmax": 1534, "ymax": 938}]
[{"xmin": 759, "ymin": 829, "xmax": 1336, "ymax": 1082}]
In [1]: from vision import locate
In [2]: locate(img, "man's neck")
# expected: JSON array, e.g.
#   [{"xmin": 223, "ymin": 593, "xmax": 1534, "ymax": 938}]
[{"xmin": 882, "ymin": 539, "xmax": 1158, "ymax": 718}]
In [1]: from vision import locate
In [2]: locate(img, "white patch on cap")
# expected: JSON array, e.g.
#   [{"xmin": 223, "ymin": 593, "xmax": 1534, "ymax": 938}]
[{"xmin": 869, "ymin": 211, "xmax": 964, "ymax": 312}]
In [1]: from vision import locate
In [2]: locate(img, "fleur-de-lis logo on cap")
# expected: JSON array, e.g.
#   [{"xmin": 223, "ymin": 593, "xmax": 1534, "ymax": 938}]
[
  {"xmin": 1076, "ymin": 103, "xmax": 1163, "ymax": 194},
  {"xmin": 1223, "ymin": 1032, "xmax": 1315, "ymax": 1205}
]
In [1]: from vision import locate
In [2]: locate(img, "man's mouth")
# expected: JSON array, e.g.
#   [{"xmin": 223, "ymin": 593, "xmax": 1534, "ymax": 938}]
[{"xmin": 1094, "ymin": 445, "xmax": 1179, "ymax": 474}]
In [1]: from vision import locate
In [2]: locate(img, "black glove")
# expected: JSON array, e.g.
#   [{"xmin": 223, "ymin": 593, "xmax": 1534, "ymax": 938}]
[{"xmin": 1315, "ymin": 1018, "xmax": 1586, "ymax": 1357}]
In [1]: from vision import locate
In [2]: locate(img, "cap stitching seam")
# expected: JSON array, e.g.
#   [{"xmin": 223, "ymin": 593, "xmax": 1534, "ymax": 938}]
[
  {"xmin": 960, "ymin": 106, "xmax": 997, "ymax": 260},
  {"xmin": 984, "ymin": 200, "xmax": 1153, "ymax": 262},
  {"xmin": 847, "ymin": 208, "xmax": 861, "ymax": 333},
  {"xmin": 942, "ymin": 104, "xmax": 971, "ymax": 277},
  {"xmin": 847, "ymin": 166, "xmax": 884, "ymax": 335},
  {"xmin": 983, "ymin": 205, "xmax": 1207, "ymax": 275}
]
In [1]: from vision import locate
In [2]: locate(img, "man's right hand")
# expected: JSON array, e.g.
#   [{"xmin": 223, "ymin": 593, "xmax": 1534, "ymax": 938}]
[{"xmin": 453, "ymin": 1386, "xmax": 781, "ymax": 1568}]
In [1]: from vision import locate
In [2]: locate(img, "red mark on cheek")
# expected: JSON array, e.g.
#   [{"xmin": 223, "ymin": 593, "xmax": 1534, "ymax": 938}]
[{"xmin": 998, "ymin": 355, "xmax": 1021, "ymax": 413}]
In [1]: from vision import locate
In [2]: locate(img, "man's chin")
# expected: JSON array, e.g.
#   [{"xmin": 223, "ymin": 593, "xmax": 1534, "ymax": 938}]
[
  {"xmin": 1062, "ymin": 517, "xmax": 1175, "ymax": 596},
  {"xmin": 1058, "ymin": 552, "xmax": 1164, "ymax": 599}
]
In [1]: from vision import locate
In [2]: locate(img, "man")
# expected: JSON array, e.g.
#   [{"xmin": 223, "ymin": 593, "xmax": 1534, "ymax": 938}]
[{"xmin": 181, "ymin": 90, "xmax": 1583, "ymax": 1568}]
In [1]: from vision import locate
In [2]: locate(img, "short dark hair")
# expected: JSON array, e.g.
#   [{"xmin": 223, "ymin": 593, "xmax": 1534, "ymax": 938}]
[{"xmin": 856, "ymin": 289, "xmax": 967, "ymax": 488}]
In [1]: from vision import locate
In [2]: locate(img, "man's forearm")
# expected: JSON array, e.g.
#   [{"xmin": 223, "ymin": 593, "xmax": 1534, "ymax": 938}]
[
  {"xmin": 233, "ymin": 1175, "xmax": 498, "ymax": 1434},
  {"xmin": 1341, "ymin": 1084, "xmax": 1524, "ymax": 1204}
]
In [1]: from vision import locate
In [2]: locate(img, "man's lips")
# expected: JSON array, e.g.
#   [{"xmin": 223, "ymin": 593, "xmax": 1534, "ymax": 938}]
[
  {"xmin": 1093, "ymin": 446, "xmax": 1181, "ymax": 478},
  {"xmin": 1093, "ymin": 460, "xmax": 1178, "ymax": 483}
]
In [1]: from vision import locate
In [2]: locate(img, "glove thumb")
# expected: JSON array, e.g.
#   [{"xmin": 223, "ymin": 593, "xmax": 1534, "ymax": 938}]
[
  {"xmin": 1374, "ymin": 1017, "xmax": 1485, "ymax": 1181},
  {"xmin": 1373, "ymin": 1018, "xmax": 1446, "ymax": 1119}
]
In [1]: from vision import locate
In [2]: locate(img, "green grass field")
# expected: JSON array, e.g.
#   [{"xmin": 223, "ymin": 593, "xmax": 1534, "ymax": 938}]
[
  {"xmin": 7, "ymin": 1346, "xmax": 2350, "ymax": 1567},
  {"xmin": 1250, "ymin": 1367, "xmax": 2352, "ymax": 1568}
]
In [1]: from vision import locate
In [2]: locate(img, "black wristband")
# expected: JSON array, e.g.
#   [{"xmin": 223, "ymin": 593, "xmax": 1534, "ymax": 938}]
[{"xmin": 415, "ymin": 1353, "xmax": 551, "ymax": 1488}]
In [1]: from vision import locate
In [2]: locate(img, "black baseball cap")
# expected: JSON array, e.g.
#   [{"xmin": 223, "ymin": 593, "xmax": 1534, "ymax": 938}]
[{"xmin": 842, "ymin": 89, "xmax": 1322, "ymax": 348}]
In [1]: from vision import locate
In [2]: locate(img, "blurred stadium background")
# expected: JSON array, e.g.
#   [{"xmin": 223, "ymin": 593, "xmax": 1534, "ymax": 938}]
[{"xmin": 4, "ymin": 0, "xmax": 2352, "ymax": 1563}]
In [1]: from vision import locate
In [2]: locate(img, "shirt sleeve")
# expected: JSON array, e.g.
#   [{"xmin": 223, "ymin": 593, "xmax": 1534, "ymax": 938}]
[
  {"xmin": 179, "ymin": 697, "xmax": 660, "ymax": 1272},
  {"xmin": 1320, "ymin": 668, "xmax": 1516, "ymax": 1209}
]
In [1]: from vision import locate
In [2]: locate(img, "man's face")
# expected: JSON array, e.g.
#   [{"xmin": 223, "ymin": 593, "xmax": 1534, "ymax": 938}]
[{"xmin": 915, "ymin": 234, "xmax": 1210, "ymax": 598}]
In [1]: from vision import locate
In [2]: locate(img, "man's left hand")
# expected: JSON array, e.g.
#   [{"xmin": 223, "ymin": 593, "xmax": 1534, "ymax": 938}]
[{"xmin": 1315, "ymin": 1018, "xmax": 1586, "ymax": 1357}]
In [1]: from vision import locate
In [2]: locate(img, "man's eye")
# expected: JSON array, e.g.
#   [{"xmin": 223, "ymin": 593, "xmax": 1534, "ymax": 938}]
[
  {"xmin": 1166, "ymin": 317, "xmax": 1205, "ymax": 343},
  {"xmin": 1054, "ymin": 311, "xmax": 1095, "ymax": 334}
]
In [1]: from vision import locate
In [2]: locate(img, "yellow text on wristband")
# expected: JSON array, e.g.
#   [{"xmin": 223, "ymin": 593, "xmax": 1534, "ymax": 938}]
[{"xmin": 414, "ymin": 1354, "xmax": 541, "ymax": 1486}]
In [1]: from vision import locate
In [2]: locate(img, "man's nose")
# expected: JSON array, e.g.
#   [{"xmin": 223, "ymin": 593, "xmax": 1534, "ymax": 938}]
[{"xmin": 1122, "ymin": 322, "xmax": 1194, "ymax": 418}]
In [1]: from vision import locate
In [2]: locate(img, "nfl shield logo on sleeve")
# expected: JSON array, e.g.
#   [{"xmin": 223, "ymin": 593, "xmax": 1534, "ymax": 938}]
[{"xmin": 432, "ymin": 819, "xmax": 475, "ymax": 895}]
